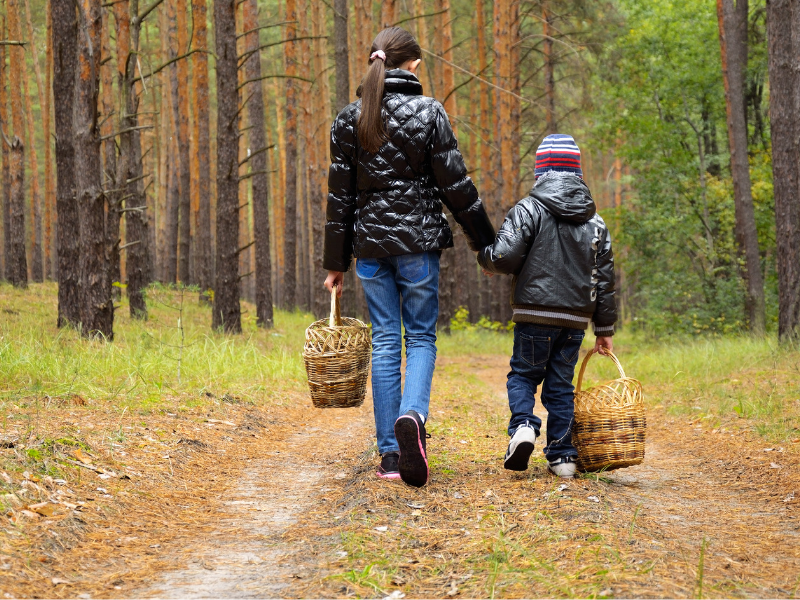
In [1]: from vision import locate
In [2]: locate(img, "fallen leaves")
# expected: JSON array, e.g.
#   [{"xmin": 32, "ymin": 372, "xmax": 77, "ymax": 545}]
[
  {"xmin": 51, "ymin": 578, "xmax": 72, "ymax": 586},
  {"xmin": 27, "ymin": 502, "xmax": 59, "ymax": 518}
]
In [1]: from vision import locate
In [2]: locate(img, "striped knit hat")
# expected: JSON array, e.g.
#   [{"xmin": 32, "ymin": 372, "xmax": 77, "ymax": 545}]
[{"xmin": 534, "ymin": 134, "xmax": 582, "ymax": 178}]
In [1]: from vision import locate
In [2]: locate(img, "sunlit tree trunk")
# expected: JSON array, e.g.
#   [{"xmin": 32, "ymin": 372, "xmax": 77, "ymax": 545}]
[
  {"xmin": 767, "ymin": 0, "xmax": 800, "ymax": 339},
  {"xmin": 436, "ymin": 0, "xmax": 457, "ymax": 127},
  {"xmin": 282, "ymin": 0, "xmax": 298, "ymax": 308},
  {"xmin": 75, "ymin": 0, "xmax": 113, "ymax": 338},
  {"xmin": 192, "ymin": 0, "xmax": 213, "ymax": 299},
  {"xmin": 717, "ymin": 0, "xmax": 766, "ymax": 334},
  {"xmin": 212, "ymin": 0, "xmax": 242, "ymax": 333},
  {"xmin": 380, "ymin": 0, "xmax": 397, "ymax": 29},
  {"xmin": 6, "ymin": 0, "xmax": 27, "ymax": 288}
]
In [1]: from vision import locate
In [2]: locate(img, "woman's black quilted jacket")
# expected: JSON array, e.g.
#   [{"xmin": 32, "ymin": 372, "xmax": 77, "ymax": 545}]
[{"xmin": 323, "ymin": 69, "xmax": 495, "ymax": 272}]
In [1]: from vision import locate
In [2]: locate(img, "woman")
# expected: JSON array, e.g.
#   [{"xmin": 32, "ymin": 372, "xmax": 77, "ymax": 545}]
[{"xmin": 323, "ymin": 27, "xmax": 495, "ymax": 487}]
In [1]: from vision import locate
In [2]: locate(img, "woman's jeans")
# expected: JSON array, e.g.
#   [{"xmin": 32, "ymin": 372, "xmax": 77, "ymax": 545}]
[
  {"xmin": 356, "ymin": 252, "xmax": 440, "ymax": 455},
  {"xmin": 507, "ymin": 323, "xmax": 585, "ymax": 461}
]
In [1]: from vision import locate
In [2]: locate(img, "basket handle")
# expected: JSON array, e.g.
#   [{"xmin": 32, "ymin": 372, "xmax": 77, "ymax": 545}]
[
  {"xmin": 329, "ymin": 285, "xmax": 343, "ymax": 328},
  {"xmin": 575, "ymin": 349, "xmax": 626, "ymax": 392}
]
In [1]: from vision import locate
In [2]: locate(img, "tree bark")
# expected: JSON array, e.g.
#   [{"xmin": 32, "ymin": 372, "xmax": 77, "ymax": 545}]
[
  {"xmin": 767, "ymin": 0, "xmax": 800, "ymax": 339},
  {"xmin": 6, "ymin": 0, "xmax": 27, "ymax": 288},
  {"xmin": 213, "ymin": 0, "xmax": 242, "ymax": 333},
  {"xmin": 192, "ymin": 0, "xmax": 213, "ymax": 299},
  {"xmin": 436, "ymin": 0, "xmax": 457, "ymax": 126},
  {"xmin": 162, "ymin": 3, "xmax": 180, "ymax": 283},
  {"xmin": 1, "ymin": 21, "xmax": 11, "ymax": 283},
  {"xmin": 44, "ymin": 4, "xmax": 55, "ymax": 279},
  {"xmin": 22, "ymin": 0, "xmax": 44, "ymax": 282},
  {"xmin": 52, "ymin": 0, "xmax": 81, "ymax": 325},
  {"xmin": 380, "ymin": 0, "xmax": 397, "ymax": 29},
  {"xmin": 542, "ymin": 1, "xmax": 556, "ymax": 135},
  {"xmin": 75, "ymin": 0, "xmax": 113, "ymax": 338},
  {"xmin": 242, "ymin": 0, "xmax": 274, "ymax": 327},
  {"xmin": 717, "ymin": 0, "xmax": 766, "ymax": 334},
  {"xmin": 101, "ymin": 7, "xmax": 120, "ymax": 299},
  {"xmin": 282, "ymin": 0, "xmax": 298, "ymax": 309},
  {"xmin": 175, "ymin": 0, "xmax": 192, "ymax": 283},
  {"xmin": 333, "ymin": 0, "xmax": 349, "ymax": 111}
]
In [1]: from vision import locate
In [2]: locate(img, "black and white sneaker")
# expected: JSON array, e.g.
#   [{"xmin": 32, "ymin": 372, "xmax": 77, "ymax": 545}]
[
  {"xmin": 503, "ymin": 423, "xmax": 537, "ymax": 471},
  {"xmin": 394, "ymin": 410, "xmax": 429, "ymax": 488},
  {"xmin": 548, "ymin": 456, "xmax": 577, "ymax": 478},
  {"xmin": 376, "ymin": 452, "xmax": 401, "ymax": 480}
]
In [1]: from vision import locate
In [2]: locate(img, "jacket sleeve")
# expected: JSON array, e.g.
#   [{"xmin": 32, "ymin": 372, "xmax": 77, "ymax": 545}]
[
  {"xmin": 429, "ymin": 104, "xmax": 495, "ymax": 251},
  {"xmin": 323, "ymin": 110, "xmax": 358, "ymax": 272},
  {"xmin": 477, "ymin": 200, "xmax": 538, "ymax": 275},
  {"xmin": 592, "ymin": 225, "xmax": 617, "ymax": 336}
]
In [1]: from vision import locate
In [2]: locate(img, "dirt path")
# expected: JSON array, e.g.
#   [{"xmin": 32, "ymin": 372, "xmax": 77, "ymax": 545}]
[{"xmin": 139, "ymin": 405, "xmax": 374, "ymax": 598}]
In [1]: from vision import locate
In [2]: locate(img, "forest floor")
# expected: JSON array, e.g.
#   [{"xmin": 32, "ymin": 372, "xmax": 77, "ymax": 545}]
[{"xmin": 1, "ymin": 284, "xmax": 800, "ymax": 598}]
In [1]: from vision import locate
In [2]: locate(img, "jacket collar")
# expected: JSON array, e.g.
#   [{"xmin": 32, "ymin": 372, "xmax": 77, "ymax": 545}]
[{"xmin": 356, "ymin": 69, "xmax": 423, "ymax": 97}]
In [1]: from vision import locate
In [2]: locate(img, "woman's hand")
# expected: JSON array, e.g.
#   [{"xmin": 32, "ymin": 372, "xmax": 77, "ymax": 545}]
[
  {"xmin": 324, "ymin": 271, "xmax": 344, "ymax": 297},
  {"xmin": 593, "ymin": 336, "xmax": 613, "ymax": 356}
]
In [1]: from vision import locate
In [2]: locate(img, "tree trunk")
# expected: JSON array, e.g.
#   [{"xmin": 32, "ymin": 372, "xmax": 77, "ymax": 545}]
[
  {"xmin": 213, "ymin": 0, "xmax": 242, "ymax": 333},
  {"xmin": 767, "ymin": 0, "xmax": 800, "ymax": 339},
  {"xmin": 242, "ymin": 0, "xmax": 274, "ymax": 327},
  {"xmin": 282, "ymin": 0, "xmax": 298, "ymax": 309},
  {"xmin": 101, "ymin": 7, "xmax": 120, "ymax": 299},
  {"xmin": 542, "ymin": 1, "xmax": 556, "ymax": 135},
  {"xmin": 7, "ymin": 0, "xmax": 27, "ymax": 288},
  {"xmin": 436, "ymin": 0, "xmax": 457, "ymax": 126},
  {"xmin": 717, "ymin": 0, "xmax": 766, "ymax": 334},
  {"xmin": 22, "ymin": 0, "xmax": 44, "ymax": 282},
  {"xmin": 380, "ymin": 0, "xmax": 396, "ymax": 29},
  {"xmin": 44, "ymin": 4, "xmax": 55, "ymax": 279},
  {"xmin": 333, "ymin": 0, "xmax": 349, "ymax": 111},
  {"xmin": 1, "ymin": 22, "xmax": 11, "ymax": 283},
  {"xmin": 51, "ymin": 0, "xmax": 81, "ymax": 325},
  {"xmin": 75, "ymin": 0, "xmax": 113, "ymax": 338},
  {"xmin": 162, "ymin": 4, "xmax": 180, "ymax": 283},
  {"xmin": 192, "ymin": 0, "xmax": 213, "ymax": 299},
  {"xmin": 175, "ymin": 0, "xmax": 192, "ymax": 283}
]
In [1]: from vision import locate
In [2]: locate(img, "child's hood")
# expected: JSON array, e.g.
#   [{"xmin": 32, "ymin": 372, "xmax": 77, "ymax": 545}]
[{"xmin": 529, "ymin": 171, "xmax": 596, "ymax": 224}]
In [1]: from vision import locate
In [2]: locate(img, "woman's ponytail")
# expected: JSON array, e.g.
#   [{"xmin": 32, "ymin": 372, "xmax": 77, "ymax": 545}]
[{"xmin": 357, "ymin": 27, "xmax": 422, "ymax": 154}]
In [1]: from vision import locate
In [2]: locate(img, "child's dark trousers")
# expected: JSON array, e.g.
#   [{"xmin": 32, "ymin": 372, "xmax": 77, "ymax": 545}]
[{"xmin": 507, "ymin": 323, "xmax": 584, "ymax": 461}]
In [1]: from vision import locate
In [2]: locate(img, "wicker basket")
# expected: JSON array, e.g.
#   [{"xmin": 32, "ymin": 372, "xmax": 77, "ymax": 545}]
[
  {"xmin": 572, "ymin": 350, "xmax": 645, "ymax": 472},
  {"xmin": 303, "ymin": 286, "xmax": 371, "ymax": 408}
]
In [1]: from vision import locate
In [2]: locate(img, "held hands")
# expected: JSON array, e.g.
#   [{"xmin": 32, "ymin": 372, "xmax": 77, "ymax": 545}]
[
  {"xmin": 324, "ymin": 271, "xmax": 344, "ymax": 297},
  {"xmin": 594, "ymin": 336, "xmax": 613, "ymax": 356}
]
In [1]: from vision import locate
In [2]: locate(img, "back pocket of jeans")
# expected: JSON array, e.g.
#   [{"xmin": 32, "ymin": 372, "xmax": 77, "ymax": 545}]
[
  {"xmin": 560, "ymin": 333, "xmax": 585, "ymax": 364},
  {"xmin": 356, "ymin": 258, "xmax": 381, "ymax": 279},
  {"xmin": 397, "ymin": 253, "xmax": 428, "ymax": 283},
  {"xmin": 521, "ymin": 333, "xmax": 551, "ymax": 367}
]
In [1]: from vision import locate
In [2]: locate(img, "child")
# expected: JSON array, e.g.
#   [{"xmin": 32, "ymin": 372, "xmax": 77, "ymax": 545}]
[{"xmin": 478, "ymin": 134, "xmax": 616, "ymax": 478}]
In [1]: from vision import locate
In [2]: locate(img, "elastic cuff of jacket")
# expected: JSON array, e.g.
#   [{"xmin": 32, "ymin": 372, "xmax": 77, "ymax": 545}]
[{"xmin": 592, "ymin": 323, "xmax": 615, "ymax": 336}]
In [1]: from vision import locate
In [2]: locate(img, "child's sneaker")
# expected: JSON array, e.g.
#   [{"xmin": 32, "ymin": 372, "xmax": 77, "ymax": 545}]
[
  {"xmin": 394, "ymin": 410, "xmax": 429, "ymax": 487},
  {"xmin": 504, "ymin": 423, "xmax": 537, "ymax": 471},
  {"xmin": 548, "ymin": 456, "xmax": 577, "ymax": 478},
  {"xmin": 376, "ymin": 452, "xmax": 401, "ymax": 480}
]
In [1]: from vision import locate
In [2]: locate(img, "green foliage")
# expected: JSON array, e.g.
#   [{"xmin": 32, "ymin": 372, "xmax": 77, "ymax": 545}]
[
  {"xmin": 587, "ymin": 0, "xmax": 776, "ymax": 335},
  {"xmin": 450, "ymin": 307, "xmax": 513, "ymax": 333}
]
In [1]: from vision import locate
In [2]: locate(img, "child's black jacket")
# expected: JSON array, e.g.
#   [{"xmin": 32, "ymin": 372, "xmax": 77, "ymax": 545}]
[{"xmin": 478, "ymin": 171, "xmax": 616, "ymax": 335}]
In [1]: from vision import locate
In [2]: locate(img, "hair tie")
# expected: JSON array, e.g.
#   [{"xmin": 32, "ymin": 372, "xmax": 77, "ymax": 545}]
[{"xmin": 370, "ymin": 50, "xmax": 387, "ymax": 63}]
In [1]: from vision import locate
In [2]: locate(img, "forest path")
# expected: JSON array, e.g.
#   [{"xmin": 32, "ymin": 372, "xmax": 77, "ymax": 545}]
[{"xmin": 138, "ymin": 403, "xmax": 374, "ymax": 599}]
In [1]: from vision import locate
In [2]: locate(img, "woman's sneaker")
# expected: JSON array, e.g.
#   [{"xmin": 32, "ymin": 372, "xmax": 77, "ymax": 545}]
[
  {"xmin": 504, "ymin": 423, "xmax": 537, "ymax": 471},
  {"xmin": 548, "ymin": 456, "xmax": 577, "ymax": 478},
  {"xmin": 394, "ymin": 410, "xmax": 429, "ymax": 487},
  {"xmin": 376, "ymin": 452, "xmax": 401, "ymax": 480}
]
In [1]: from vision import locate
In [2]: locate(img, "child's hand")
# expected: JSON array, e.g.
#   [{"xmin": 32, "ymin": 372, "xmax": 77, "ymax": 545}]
[
  {"xmin": 481, "ymin": 269, "xmax": 494, "ymax": 278},
  {"xmin": 594, "ymin": 336, "xmax": 613, "ymax": 355}
]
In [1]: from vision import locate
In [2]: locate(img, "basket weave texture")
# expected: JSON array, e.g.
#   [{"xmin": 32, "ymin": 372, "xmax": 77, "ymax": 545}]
[
  {"xmin": 303, "ymin": 287, "xmax": 371, "ymax": 408},
  {"xmin": 572, "ymin": 350, "xmax": 645, "ymax": 472}
]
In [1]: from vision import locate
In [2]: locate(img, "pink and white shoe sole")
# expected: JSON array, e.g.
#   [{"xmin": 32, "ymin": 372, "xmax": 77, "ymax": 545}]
[{"xmin": 376, "ymin": 471, "xmax": 401, "ymax": 480}]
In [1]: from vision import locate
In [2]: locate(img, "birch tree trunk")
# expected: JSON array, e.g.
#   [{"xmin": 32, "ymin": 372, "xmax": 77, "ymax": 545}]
[
  {"xmin": 767, "ymin": 0, "xmax": 800, "ymax": 339},
  {"xmin": 213, "ymin": 0, "xmax": 242, "ymax": 333},
  {"xmin": 717, "ymin": 0, "xmax": 766, "ymax": 334},
  {"xmin": 75, "ymin": 0, "xmax": 113, "ymax": 338}
]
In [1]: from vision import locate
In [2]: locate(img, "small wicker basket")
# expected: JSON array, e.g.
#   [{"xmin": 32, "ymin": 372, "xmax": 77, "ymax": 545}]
[
  {"xmin": 572, "ymin": 350, "xmax": 645, "ymax": 472},
  {"xmin": 303, "ymin": 286, "xmax": 371, "ymax": 408}
]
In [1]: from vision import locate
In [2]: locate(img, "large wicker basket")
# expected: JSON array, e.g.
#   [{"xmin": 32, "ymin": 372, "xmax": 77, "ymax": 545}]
[
  {"xmin": 303, "ymin": 286, "xmax": 371, "ymax": 408},
  {"xmin": 572, "ymin": 350, "xmax": 645, "ymax": 472}
]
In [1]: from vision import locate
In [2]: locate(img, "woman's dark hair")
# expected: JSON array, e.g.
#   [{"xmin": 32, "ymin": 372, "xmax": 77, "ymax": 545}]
[{"xmin": 357, "ymin": 27, "xmax": 422, "ymax": 153}]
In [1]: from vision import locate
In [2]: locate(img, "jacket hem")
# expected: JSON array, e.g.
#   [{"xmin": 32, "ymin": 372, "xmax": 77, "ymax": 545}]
[{"xmin": 512, "ymin": 306, "xmax": 592, "ymax": 330}]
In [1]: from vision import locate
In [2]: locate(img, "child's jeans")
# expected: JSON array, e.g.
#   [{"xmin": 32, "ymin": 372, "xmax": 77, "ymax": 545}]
[
  {"xmin": 356, "ymin": 252, "xmax": 440, "ymax": 455},
  {"xmin": 507, "ymin": 323, "xmax": 584, "ymax": 461}
]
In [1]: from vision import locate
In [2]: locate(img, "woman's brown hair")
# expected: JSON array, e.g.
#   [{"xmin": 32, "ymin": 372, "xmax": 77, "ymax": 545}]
[{"xmin": 357, "ymin": 27, "xmax": 422, "ymax": 154}]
